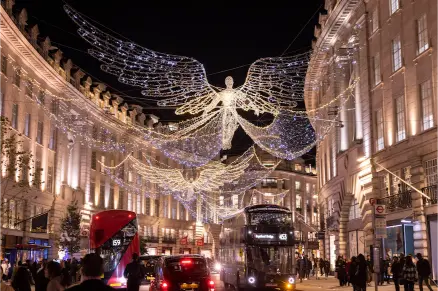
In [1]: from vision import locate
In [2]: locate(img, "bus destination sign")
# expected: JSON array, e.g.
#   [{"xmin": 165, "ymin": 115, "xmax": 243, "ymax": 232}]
[{"xmin": 253, "ymin": 233, "xmax": 288, "ymax": 241}]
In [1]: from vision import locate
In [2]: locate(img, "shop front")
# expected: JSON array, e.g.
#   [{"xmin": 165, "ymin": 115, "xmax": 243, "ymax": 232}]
[
  {"xmin": 348, "ymin": 230, "xmax": 365, "ymax": 257},
  {"xmin": 161, "ymin": 247, "xmax": 172, "ymax": 255},
  {"xmin": 179, "ymin": 248, "xmax": 191, "ymax": 254},
  {"xmin": 383, "ymin": 220, "xmax": 414, "ymax": 258},
  {"xmin": 428, "ymin": 215, "xmax": 438, "ymax": 280},
  {"xmin": 146, "ymin": 247, "xmax": 157, "ymax": 255}
]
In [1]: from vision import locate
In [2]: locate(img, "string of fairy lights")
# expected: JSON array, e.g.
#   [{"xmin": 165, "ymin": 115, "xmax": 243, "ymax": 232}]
[{"xmin": 1, "ymin": 3, "xmax": 366, "ymax": 222}]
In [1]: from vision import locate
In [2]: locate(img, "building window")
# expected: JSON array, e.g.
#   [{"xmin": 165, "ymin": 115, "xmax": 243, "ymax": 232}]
[
  {"xmin": 145, "ymin": 198, "xmax": 151, "ymax": 216},
  {"xmin": 392, "ymin": 35, "xmax": 402, "ymax": 72},
  {"xmin": 416, "ymin": 14, "xmax": 429, "ymax": 55},
  {"xmin": 395, "ymin": 96, "xmax": 406, "ymax": 142},
  {"xmin": 37, "ymin": 90, "xmax": 45, "ymax": 105},
  {"xmin": 49, "ymin": 125, "xmax": 57, "ymax": 150},
  {"xmin": 100, "ymin": 156, "xmax": 105, "ymax": 173},
  {"xmin": 420, "ymin": 80, "xmax": 434, "ymax": 130},
  {"xmin": 137, "ymin": 195, "xmax": 141, "ymax": 214},
  {"xmin": 99, "ymin": 185, "xmax": 105, "ymax": 208},
  {"xmin": 295, "ymin": 181, "xmax": 301, "ymax": 190},
  {"xmin": 425, "ymin": 159, "xmax": 437, "ymax": 186},
  {"xmin": 11, "ymin": 104, "xmax": 18, "ymax": 129},
  {"xmin": 163, "ymin": 198, "xmax": 168, "ymax": 218},
  {"xmin": 171, "ymin": 200, "xmax": 177, "ymax": 219},
  {"xmin": 127, "ymin": 193, "xmax": 132, "ymax": 211},
  {"xmin": 373, "ymin": 53, "xmax": 381, "ymax": 86},
  {"xmin": 180, "ymin": 205, "xmax": 186, "ymax": 221},
  {"xmin": 14, "ymin": 69, "xmax": 20, "ymax": 87},
  {"xmin": 219, "ymin": 196, "xmax": 224, "ymax": 206},
  {"xmin": 390, "ymin": 0, "xmax": 399, "ymax": 15},
  {"xmin": 296, "ymin": 194, "xmax": 302, "ymax": 210},
  {"xmin": 46, "ymin": 166, "xmax": 53, "ymax": 193},
  {"xmin": 109, "ymin": 188, "xmax": 114, "ymax": 209},
  {"xmin": 376, "ymin": 109, "xmax": 384, "ymax": 151},
  {"xmin": 136, "ymin": 174, "xmax": 142, "ymax": 186},
  {"xmin": 36, "ymin": 121, "xmax": 43, "ymax": 144},
  {"xmin": 155, "ymin": 199, "xmax": 159, "ymax": 217},
  {"xmin": 89, "ymin": 182, "xmax": 96, "ymax": 204},
  {"xmin": 0, "ymin": 91, "xmax": 4, "ymax": 116},
  {"xmin": 371, "ymin": 8, "xmax": 379, "ymax": 33},
  {"xmin": 232, "ymin": 195, "xmax": 238, "ymax": 207},
  {"xmin": 1, "ymin": 55, "xmax": 7, "ymax": 74},
  {"xmin": 349, "ymin": 199, "xmax": 361, "ymax": 220},
  {"xmin": 24, "ymin": 113, "xmax": 31, "ymax": 137},
  {"xmin": 91, "ymin": 151, "xmax": 97, "ymax": 170},
  {"xmin": 25, "ymin": 80, "xmax": 33, "ymax": 96},
  {"xmin": 118, "ymin": 190, "xmax": 124, "ymax": 209}
]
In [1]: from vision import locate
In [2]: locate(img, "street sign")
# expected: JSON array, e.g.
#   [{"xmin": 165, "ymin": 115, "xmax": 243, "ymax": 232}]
[
  {"xmin": 374, "ymin": 204, "xmax": 386, "ymax": 215},
  {"xmin": 369, "ymin": 198, "xmax": 376, "ymax": 206},
  {"xmin": 375, "ymin": 217, "xmax": 387, "ymax": 239}
]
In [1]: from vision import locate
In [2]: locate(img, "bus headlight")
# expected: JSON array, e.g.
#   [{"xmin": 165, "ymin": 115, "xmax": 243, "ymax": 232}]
[
  {"xmin": 214, "ymin": 263, "xmax": 221, "ymax": 271},
  {"xmin": 248, "ymin": 276, "xmax": 256, "ymax": 284},
  {"xmin": 288, "ymin": 277, "xmax": 295, "ymax": 284}
]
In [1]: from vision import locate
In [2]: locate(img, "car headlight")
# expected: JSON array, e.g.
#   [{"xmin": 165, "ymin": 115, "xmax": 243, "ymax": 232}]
[
  {"xmin": 214, "ymin": 263, "xmax": 221, "ymax": 271},
  {"xmin": 288, "ymin": 277, "xmax": 295, "ymax": 284},
  {"xmin": 248, "ymin": 276, "xmax": 256, "ymax": 284}
]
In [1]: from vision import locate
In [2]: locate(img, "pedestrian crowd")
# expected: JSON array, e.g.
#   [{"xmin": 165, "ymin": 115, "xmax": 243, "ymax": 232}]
[
  {"xmin": 327, "ymin": 252, "xmax": 434, "ymax": 291},
  {"xmin": 0, "ymin": 255, "xmax": 115, "ymax": 291},
  {"xmin": 295, "ymin": 252, "xmax": 435, "ymax": 291}
]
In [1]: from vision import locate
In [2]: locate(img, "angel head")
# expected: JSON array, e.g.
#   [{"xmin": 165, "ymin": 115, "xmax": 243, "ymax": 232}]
[{"xmin": 225, "ymin": 76, "xmax": 234, "ymax": 89}]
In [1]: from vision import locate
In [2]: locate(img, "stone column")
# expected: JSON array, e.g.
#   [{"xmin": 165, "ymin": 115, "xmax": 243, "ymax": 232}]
[
  {"xmin": 410, "ymin": 159, "xmax": 429, "ymax": 258},
  {"xmin": 362, "ymin": 164, "xmax": 376, "ymax": 254}
]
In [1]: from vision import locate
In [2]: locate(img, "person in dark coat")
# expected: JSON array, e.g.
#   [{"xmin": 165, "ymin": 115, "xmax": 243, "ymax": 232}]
[
  {"xmin": 66, "ymin": 253, "xmax": 115, "ymax": 291},
  {"xmin": 349, "ymin": 257, "xmax": 358, "ymax": 291},
  {"xmin": 391, "ymin": 256, "xmax": 402, "ymax": 291},
  {"xmin": 123, "ymin": 253, "xmax": 145, "ymax": 291},
  {"xmin": 298, "ymin": 256, "xmax": 306, "ymax": 282},
  {"xmin": 12, "ymin": 266, "xmax": 32, "ymax": 291},
  {"xmin": 416, "ymin": 253, "xmax": 434, "ymax": 291},
  {"xmin": 324, "ymin": 258, "xmax": 330, "ymax": 278},
  {"xmin": 336, "ymin": 256, "xmax": 347, "ymax": 286},
  {"xmin": 355, "ymin": 254, "xmax": 368, "ymax": 291},
  {"xmin": 319, "ymin": 258, "xmax": 325, "ymax": 276},
  {"xmin": 70, "ymin": 258, "xmax": 78, "ymax": 284},
  {"xmin": 35, "ymin": 259, "xmax": 49, "ymax": 291}
]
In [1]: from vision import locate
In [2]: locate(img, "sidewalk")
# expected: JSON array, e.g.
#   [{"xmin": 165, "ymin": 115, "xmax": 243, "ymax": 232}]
[{"xmin": 296, "ymin": 276, "xmax": 438, "ymax": 291}]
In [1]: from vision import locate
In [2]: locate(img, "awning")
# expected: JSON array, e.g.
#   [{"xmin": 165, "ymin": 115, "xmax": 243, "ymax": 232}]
[{"xmin": 15, "ymin": 244, "xmax": 51, "ymax": 250}]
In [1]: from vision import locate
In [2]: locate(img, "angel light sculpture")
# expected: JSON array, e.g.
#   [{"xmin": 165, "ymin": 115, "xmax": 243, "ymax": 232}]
[{"xmin": 64, "ymin": 5, "xmax": 340, "ymax": 160}]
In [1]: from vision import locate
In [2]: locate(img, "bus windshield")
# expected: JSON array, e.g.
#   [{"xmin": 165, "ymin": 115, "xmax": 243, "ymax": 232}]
[
  {"xmin": 94, "ymin": 220, "xmax": 137, "ymax": 275},
  {"xmin": 249, "ymin": 212, "xmax": 292, "ymax": 225},
  {"xmin": 246, "ymin": 246, "xmax": 293, "ymax": 274}
]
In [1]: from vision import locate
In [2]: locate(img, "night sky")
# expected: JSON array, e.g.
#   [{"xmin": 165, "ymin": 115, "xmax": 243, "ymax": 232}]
[{"xmin": 14, "ymin": 0, "xmax": 324, "ymax": 164}]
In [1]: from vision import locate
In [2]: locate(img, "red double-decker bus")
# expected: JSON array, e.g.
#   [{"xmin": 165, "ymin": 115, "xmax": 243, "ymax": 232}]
[{"xmin": 90, "ymin": 210, "xmax": 140, "ymax": 288}]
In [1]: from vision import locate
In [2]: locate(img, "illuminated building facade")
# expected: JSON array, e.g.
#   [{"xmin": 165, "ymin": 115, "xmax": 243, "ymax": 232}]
[
  {"xmin": 0, "ymin": 2, "xmax": 219, "ymax": 260},
  {"xmin": 306, "ymin": 0, "xmax": 437, "ymax": 275}
]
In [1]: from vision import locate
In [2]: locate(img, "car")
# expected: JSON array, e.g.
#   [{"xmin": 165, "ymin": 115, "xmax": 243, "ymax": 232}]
[
  {"xmin": 150, "ymin": 255, "xmax": 215, "ymax": 291},
  {"xmin": 139, "ymin": 255, "xmax": 162, "ymax": 285}
]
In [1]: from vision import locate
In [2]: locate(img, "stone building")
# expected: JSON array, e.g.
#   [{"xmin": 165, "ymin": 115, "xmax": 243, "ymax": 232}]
[
  {"xmin": 0, "ymin": 1, "xmax": 219, "ymax": 261},
  {"xmin": 305, "ymin": 0, "xmax": 437, "ymax": 276}
]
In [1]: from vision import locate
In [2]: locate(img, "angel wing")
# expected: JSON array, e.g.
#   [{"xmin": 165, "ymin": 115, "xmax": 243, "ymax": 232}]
[
  {"xmin": 132, "ymin": 163, "xmax": 190, "ymax": 192},
  {"xmin": 64, "ymin": 5, "xmax": 217, "ymax": 106},
  {"xmin": 236, "ymin": 52, "xmax": 311, "ymax": 114}
]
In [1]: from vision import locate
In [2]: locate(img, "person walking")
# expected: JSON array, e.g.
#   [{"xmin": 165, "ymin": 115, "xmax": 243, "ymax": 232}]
[
  {"xmin": 402, "ymin": 255, "xmax": 417, "ymax": 291},
  {"xmin": 11, "ymin": 266, "xmax": 32, "ymax": 291},
  {"xmin": 346, "ymin": 258, "xmax": 352, "ymax": 287},
  {"xmin": 66, "ymin": 253, "xmax": 115, "ymax": 291},
  {"xmin": 305, "ymin": 255, "xmax": 312, "ymax": 279},
  {"xmin": 349, "ymin": 257, "xmax": 358, "ymax": 291},
  {"xmin": 35, "ymin": 259, "xmax": 49, "ymax": 291},
  {"xmin": 336, "ymin": 255, "xmax": 347, "ymax": 286},
  {"xmin": 355, "ymin": 254, "xmax": 368, "ymax": 291},
  {"xmin": 324, "ymin": 258, "xmax": 330, "ymax": 279},
  {"xmin": 70, "ymin": 258, "xmax": 78, "ymax": 284},
  {"xmin": 319, "ymin": 257, "xmax": 325, "ymax": 277},
  {"xmin": 46, "ymin": 261, "xmax": 70, "ymax": 291},
  {"xmin": 391, "ymin": 256, "xmax": 403, "ymax": 291},
  {"xmin": 0, "ymin": 268, "xmax": 14, "ymax": 291},
  {"xmin": 416, "ymin": 253, "xmax": 434, "ymax": 291},
  {"xmin": 1, "ymin": 260, "xmax": 9, "ymax": 281},
  {"xmin": 123, "ymin": 253, "xmax": 145, "ymax": 291},
  {"xmin": 298, "ymin": 255, "xmax": 306, "ymax": 282}
]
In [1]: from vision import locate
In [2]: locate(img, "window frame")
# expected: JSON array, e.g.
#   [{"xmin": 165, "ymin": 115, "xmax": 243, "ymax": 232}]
[
  {"xmin": 416, "ymin": 14, "xmax": 429, "ymax": 55},
  {"xmin": 375, "ymin": 108, "xmax": 385, "ymax": 151},
  {"xmin": 390, "ymin": 0, "xmax": 400, "ymax": 15},
  {"xmin": 373, "ymin": 53, "xmax": 381, "ymax": 86},
  {"xmin": 36, "ymin": 121, "xmax": 44, "ymax": 145},
  {"xmin": 395, "ymin": 96, "xmax": 406, "ymax": 142},
  {"xmin": 391, "ymin": 35, "xmax": 402, "ymax": 72},
  {"xmin": 420, "ymin": 80, "xmax": 434, "ymax": 131}
]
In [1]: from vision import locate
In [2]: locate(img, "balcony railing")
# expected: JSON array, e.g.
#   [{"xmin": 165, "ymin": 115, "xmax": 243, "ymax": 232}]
[
  {"xmin": 422, "ymin": 185, "xmax": 437, "ymax": 206},
  {"xmin": 144, "ymin": 236, "xmax": 159, "ymax": 243},
  {"xmin": 377, "ymin": 190, "xmax": 412, "ymax": 212},
  {"xmin": 162, "ymin": 237, "xmax": 177, "ymax": 244}
]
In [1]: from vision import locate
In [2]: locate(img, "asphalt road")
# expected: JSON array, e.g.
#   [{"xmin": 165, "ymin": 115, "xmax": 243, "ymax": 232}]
[{"xmin": 140, "ymin": 273, "xmax": 224, "ymax": 291}]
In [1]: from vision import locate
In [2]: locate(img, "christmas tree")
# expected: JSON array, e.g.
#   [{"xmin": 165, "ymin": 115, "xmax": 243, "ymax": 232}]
[{"xmin": 59, "ymin": 200, "xmax": 81, "ymax": 256}]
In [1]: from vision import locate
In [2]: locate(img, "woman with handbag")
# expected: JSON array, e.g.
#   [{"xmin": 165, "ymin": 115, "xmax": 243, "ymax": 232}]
[{"xmin": 402, "ymin": 255, "xmax": 417, "ymax": 291}]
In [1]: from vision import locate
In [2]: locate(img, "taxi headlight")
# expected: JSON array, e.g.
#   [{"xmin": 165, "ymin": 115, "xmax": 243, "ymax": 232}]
[
  {"xmin": 248, "ymin": 276, "xmax": 256, "ymax": 284},
  {"xmin": 288, "ymin": 277, "xmax": 295, "ymax": 284}
]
